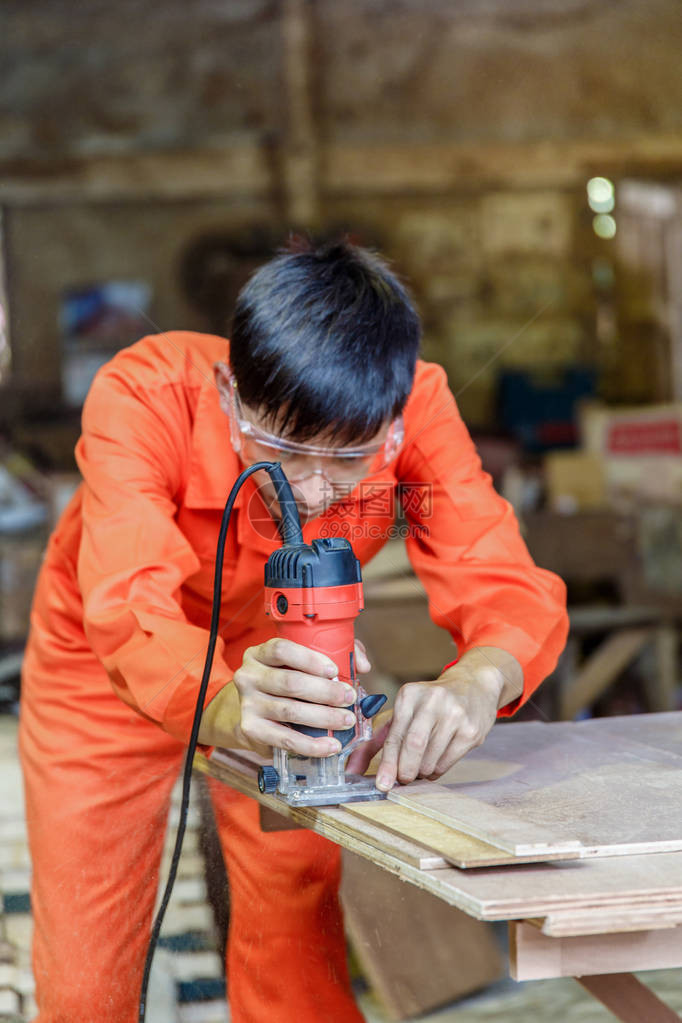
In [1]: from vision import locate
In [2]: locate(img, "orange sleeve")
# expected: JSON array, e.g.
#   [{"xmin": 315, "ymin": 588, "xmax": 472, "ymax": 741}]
[
  {"xmin": 397, "ymin": 363, "xmax": 569, "ymax": 716},
  {"xmin": 75, "ymin": 355, "xmax": 233, "ymax": 745}
]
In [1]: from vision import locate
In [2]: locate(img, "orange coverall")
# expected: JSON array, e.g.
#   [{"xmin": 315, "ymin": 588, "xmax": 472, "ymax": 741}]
[{"xmin": 19, "ymin": 331, "xmax": 568, "ymax": 1022}]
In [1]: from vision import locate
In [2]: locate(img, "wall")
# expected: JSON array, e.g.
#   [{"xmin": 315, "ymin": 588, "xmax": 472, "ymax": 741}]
[{"xmin": 2, "ymin": 0, "xmax": 682, "ymax": 445}]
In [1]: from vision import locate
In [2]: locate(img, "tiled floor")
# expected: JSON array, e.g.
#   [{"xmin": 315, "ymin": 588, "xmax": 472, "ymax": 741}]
[
  {"xmin": 0, "ymin": 715, "xmax": 227, "ymax": 1023},
  {"xmin": 361, "ymin": 971, "xmax": 682, "ymax": 1022}
]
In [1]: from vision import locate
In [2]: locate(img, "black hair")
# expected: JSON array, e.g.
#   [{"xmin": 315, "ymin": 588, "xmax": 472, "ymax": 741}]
[{"xmin": 229, "ymin": 238, "xmax": 421, "ymax": 446}]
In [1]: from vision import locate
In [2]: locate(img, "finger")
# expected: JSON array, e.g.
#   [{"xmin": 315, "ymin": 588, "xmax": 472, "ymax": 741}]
[
  {"xmin": 419, "ymin": 718, "xmax": 457, "ymax": 778},
  {"xmin": 430, "ymin": 734, "xmax": 479, "ymax": 779},
  {"xmin": 396, "ymin": 711, "xmax": 439, "ymax": 785},
  {"xmin": 260, "ymin": 668, "xmax": 356, "ymax": 707},
  {"xmin": 266, "ymin": 697, "xmax": 357, "ymax": 733},
  {"xmin": 254, "ymin": 637, "xmax": 338, "ymax": 679},
  {"xmin": 375, "ymin": 712, "xmax": 413, "ymax": 792},
  {"xmin": 346, "ymin": 719, "xmax": 391, "ymax": 776},
  {"xmin": 241, "ymin": 717, "xmax": 343, "ymax": 759},
  {"xmin": 353, "ymin": 638, "xmax": 371, "ymax": 674}
]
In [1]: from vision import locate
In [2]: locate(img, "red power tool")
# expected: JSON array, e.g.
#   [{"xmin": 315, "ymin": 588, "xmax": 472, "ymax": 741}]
[{"xmin": 256, "ymin": 464, "xmax": 387, "ymax": 806}]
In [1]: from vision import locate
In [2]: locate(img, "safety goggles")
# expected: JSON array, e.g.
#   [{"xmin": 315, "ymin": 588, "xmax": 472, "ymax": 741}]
[{"xmin": 224, "ymin": 370, "xmax": 404, "ymax": 486}]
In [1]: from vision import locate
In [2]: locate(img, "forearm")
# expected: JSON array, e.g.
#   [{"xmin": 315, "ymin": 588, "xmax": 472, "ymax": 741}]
[{"xmin": 198, "ymin": 681, "xmax": 243, "ymax": 749}]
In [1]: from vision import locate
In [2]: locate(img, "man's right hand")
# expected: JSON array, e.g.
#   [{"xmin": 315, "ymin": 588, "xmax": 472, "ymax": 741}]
[{"xmin": 197, "ymin": 637, "xmax": 360, "ymax": 757}]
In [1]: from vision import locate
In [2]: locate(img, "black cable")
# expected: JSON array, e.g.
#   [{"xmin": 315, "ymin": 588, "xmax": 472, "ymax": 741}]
[{"xmin": 138, "ymin": 460, "xmax": 279, "ymax": 1022}]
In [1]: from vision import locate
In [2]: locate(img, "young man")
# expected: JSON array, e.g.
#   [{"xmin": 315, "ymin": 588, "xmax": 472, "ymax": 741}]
[{"xmin": 19, "ymin": 240, "xmax": 568, "ymax": 1022}]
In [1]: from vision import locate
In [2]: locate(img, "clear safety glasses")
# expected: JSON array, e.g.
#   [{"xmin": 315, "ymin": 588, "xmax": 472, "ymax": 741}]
[{"xmin": 224, "ymin": 371, "xmax": 404, "ymax": 486}]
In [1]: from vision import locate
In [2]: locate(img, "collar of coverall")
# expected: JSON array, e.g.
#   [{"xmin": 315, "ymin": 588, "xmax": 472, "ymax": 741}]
[{"xmin": 183, "ymin": 374, "xmax": 399, "ymax": 557}]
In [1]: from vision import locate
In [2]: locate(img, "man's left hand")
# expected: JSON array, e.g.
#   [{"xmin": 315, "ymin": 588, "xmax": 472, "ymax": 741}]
[{"xmin": 346, "ymin": 646, "xmax": 523, "ymax": 792}]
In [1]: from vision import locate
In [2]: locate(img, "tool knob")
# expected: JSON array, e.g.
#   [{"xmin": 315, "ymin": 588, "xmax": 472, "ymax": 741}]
[
  {"xmin": 359, "ymin": 694, "xmax": 388, "ymax": 719},
  {"xmin": 258, "ymin": 765, "xmax": 279, "ymax": 794}
]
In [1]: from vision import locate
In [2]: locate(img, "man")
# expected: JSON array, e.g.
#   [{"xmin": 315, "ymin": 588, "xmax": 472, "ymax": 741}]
[{"xmin": 19, "ymin": 239, "xmax": 568, "ymax": 1022}]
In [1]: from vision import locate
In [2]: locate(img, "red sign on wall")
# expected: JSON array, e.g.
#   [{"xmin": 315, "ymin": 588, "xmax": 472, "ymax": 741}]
[{"xmin": 607, "ymin": 419, "xmax": 682, "ymax": 455}]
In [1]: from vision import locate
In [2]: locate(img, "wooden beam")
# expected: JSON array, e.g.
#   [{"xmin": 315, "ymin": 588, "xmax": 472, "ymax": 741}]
[
  {"xmin": 3, "ymin": 135, "xmax": 682, "ymax": 205},
  {"xmin": 509, "ymin": 920, "xmax": 682, "ymax": 981},
  {"xmin": 560, "ymin": 627, "xmax": 654, "ymax": 720},
  {"xmin": 280, "ymin": 0, "xmax": 319, "ymax": 226},
  {"xmin": 0, "ymin": 147, "xmax": 272, "ymax": 204},
  {"xmin": 578, "ymin": 974, "xmax": 682, "ymax": 1023},
  {"xmin": 651, "ymin": 626, "xmax": 679, "ymax": 713},
  {"xmin": 323, "ymin": 136, "xmax": 682, "ymax": 194}
]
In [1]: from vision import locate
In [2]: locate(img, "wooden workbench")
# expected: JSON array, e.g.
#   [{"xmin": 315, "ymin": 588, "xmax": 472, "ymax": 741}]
[{"xmin": 195, "ymin": 713, "xmax": 682, "ymax": 1023}]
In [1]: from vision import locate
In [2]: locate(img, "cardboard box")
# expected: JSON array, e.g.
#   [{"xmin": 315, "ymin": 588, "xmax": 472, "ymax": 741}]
[
  {"xmin": 545, "ymin": 451, "xmax": 606, "ymax": 512},
  {"xmin": 580, "ymin": 402, "xmax": 682, "ymax": 505}
]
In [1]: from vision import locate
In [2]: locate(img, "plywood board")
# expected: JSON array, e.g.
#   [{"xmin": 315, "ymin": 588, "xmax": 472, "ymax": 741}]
[
  {"xmin": 391, "ymin": 786, "xmax": 583, "ymax": 857},
  {"xmin": 429, "ymin": 852, "xmax": 682, "ymax": 919},
  {"xmin": 345, "ymin": 799, "xmax": 582, "ymax": 868},
  {"xmin": 539, "ymin": 907, "xmax": 682, "ymax": 937},
  {"xmin": 390, "ymin": 715, "xmax": 682, "ymax": 857},
  {"xmin": 585, "ymin": 711, "xmax": 682, "ymax": 759}
]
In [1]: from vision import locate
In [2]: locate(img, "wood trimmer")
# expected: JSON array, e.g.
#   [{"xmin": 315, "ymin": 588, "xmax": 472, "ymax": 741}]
[{"xmin": 257, "ymin": 461, "xmax": 387, "ymax": 806}]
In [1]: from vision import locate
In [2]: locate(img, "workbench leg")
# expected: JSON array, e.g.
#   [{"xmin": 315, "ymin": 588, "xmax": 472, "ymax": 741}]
[
  {"xmin": 550, "ymin": 636, "xmax": 578, "ymax": 720},
  {"xmin": 576, "ymin": 973, "xmax": 682, "ymax": 1023},
  {"xmin": 559, "ymin": 628, "xmax": 653, "ymax": 720},
  {"xmin": 651, "ymin": 625, "xmax": 678, "ymax": 712}
]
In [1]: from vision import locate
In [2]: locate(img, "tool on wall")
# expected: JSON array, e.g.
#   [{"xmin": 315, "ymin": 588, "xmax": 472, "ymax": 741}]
[{"xmin": 139, "ymin": 459, "xmax": 386, "ymax": 1020}]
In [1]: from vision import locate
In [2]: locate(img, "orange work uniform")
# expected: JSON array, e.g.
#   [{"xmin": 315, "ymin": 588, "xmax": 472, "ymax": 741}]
[{"xmin": 19, "ymin": 331, "xmax": 568, "ymax": 1023}]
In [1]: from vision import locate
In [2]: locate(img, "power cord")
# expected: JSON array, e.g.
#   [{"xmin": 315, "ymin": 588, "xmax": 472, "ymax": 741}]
[{"xmin": 138, "ymin": 460, "xmax": 279, "ymax": 1022}]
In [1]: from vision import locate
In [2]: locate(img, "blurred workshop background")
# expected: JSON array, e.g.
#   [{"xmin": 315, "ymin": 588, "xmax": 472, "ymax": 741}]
[{"xmin": 1, "ymin": 1, "xmax": 682, "ymax": 1021}]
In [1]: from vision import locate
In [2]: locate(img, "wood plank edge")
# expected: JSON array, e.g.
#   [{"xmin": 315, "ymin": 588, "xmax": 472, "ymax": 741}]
[{"xmin": 389, "ymin": 789, "xmax": 584, "ymax": 858}]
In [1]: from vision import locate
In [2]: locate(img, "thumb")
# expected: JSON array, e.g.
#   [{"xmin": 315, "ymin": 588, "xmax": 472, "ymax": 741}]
[
  {"xmin": 354, "ymin": 638, "xmax": 371, "ymax": 674},
  {"xmin": 346, "ymin": 719, "xmax": 391, "ymax": 776}
]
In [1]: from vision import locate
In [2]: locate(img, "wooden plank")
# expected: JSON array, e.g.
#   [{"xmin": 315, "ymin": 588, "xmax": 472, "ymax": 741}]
[
  {"xmin": 560, "ymin": 627, "xmax": 654, "ymax": 719},
  {"xmin": 391, "ymin": 787, "xmax": 583, "ymax": 858},
  {"xmin": 510, "ymin": 921, "xmax": 682, "ymax": 981},
  {"xmin": 577, "ymin": 974, "xmax": 682, "ymax": 1023},
  {"xmin": 317, "ymin": 809, "xmax": 445, "ymax": 871},
  {"xmin": 342, "ymin": 853, "xmax": 503, "ymax": 1021},
  {"xmin": 389, "ymin": 716, "xmax": 682, "ymax": 859},
  {"xmin": 198, "ymin": 750, "xmax": 446, "ymax": 870},
  {"xmin": 197, "ymin": 750, "xmax": 682, "ymax": 926},
  {"xmin": 434, "ymin": 853, "xmax": 682, "ymax": 919},
  {"xmin": 346, "ymin": 799, "xmax": 582, "ymax": 869},
  {"xmin": 539, "ymin": 907, "xmax": 682, "ymax": 938}
]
